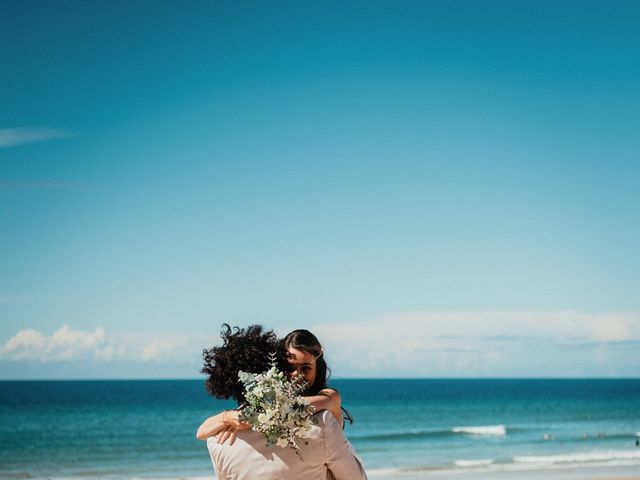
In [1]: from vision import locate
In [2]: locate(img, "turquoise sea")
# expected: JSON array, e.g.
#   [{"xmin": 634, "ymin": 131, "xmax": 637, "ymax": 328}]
[{"xmin": 1, "ymin": 379, "xmax": 639, "ymax": 479}]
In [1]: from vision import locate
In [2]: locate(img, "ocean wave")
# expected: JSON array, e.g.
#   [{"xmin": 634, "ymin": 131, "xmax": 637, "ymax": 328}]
[
  {"xmin": 367, "ymin": 450, "xmax": 640, "ymax": 478},
  {"xmin": 353, "ymin": 424, "xmax": 508, "ymax": 442},
  {"xmin": 367, "ymin": 468, "xmax": 413, "ymax": 477},
  {"xmin": 574, "ymin": 432, "xmax": 640, "ymax": 441},
  {"xmin": 453, "ymin": 459, "xmax": 494, "ymax": 467},
  {"xmin": 352, "ymin": 429, "xmax": 452, "ymax": 442},
  {"xmin": 452, "ymin": 424, "xmax": 507, "ymax": 436},
  {"xmin": 513, "ymin": 449, "xmax": 640, "ymax": 465}
]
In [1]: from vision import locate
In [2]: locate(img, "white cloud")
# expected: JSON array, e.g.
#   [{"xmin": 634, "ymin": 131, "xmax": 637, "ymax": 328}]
[
  {"xmin": 0, "ymin": 127, "xmax": 75, "ymax": 148},
  {"xmin": 141, "ymin": 336, "xmax": 201, "ymax": 362},
  {"xmin": 0, "ymin": 325, "xmax": 107, "ymax": 361},
  {"xmin": 1, "ymin": 312, "xmax": 638, "ymax": 377},
  {"xmin": 312, "ymin": 310, "xmax": 640, "ymax": 377},
  {"xmin": 0, "ymin": 325, "xmax": 216, "ymax": 365}
]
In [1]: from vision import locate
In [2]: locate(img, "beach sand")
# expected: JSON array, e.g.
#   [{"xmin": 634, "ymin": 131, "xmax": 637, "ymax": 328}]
[{"xmin": 366, "ymin": 465, "xmax": 640, "ymax": 480}]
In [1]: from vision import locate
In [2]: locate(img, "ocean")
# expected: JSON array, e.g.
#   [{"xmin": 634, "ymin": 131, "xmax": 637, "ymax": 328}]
[{"xmin": 1, "ymin": 379, "xmax": 639, "ymax": 479}]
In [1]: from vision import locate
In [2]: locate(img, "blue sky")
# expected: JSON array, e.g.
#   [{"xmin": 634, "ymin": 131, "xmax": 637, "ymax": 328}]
[{"xmin": 1, "ymin": 1, "xmax": 639, "ymax": 378}]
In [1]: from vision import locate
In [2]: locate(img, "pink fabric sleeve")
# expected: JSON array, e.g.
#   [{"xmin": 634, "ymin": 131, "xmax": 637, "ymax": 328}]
[{"xmin": 322, "ymin": 411, "xmax": 368, "ymax": 480}]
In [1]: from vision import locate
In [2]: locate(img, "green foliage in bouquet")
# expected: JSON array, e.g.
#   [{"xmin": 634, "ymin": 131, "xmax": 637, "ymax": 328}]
[{"xmin": 238, "ymin": 353, "xmax": 316, "ymax": 459}]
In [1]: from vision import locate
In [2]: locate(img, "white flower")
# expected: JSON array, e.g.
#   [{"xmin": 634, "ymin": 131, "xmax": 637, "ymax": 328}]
[{"xmin": 238, "ymin": 353, "xmax": 315, "ymax": 460}]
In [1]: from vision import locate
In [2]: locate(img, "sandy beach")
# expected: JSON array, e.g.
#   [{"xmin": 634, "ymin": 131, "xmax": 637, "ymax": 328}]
[{"xmin": 366, "ymin": 464, "xmax": 640, "ymax": 480}]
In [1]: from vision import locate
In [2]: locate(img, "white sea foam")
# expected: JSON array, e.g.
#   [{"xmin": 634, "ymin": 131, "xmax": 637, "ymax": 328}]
[
  {"xmin": 454, "ymin": 459, "xmax": 494, "ymax": 467},
  {"xmin": 513, "ymin": 449, "xmax": 640, "ymax": 465},
  {"xmin": 367, "ymin": 468, "xmax": 407, "ymax": 477},
  {"xmin": 452, "ymin": 424, "xmax": 507, "ymax": 436},
  {"xmin": 367, "ymin": 458, "xmax": 640, "ymax": 478}
]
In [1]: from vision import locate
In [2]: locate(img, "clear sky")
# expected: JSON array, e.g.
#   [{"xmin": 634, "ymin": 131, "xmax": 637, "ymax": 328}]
[{"xmin": 1, "ymin": 0, "xmax": 639, "ymax": 379}]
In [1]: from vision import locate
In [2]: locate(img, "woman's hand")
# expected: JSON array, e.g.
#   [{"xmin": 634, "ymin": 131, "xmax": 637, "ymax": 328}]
[
  {"xmin": 195, "ymin": 410, "xmax": 250, "ymax": 444},
  {"xmin": 216, "ymin": 410, "xmax": 251, "ymax": 445}
]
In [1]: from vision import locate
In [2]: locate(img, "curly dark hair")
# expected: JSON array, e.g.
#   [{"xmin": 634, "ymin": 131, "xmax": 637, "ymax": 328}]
[{"xmin": 201, "ymin": 324, "xmax": 290, "ymax": 404}]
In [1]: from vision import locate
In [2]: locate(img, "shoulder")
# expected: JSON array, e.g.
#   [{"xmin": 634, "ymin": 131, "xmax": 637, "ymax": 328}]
[
  {"xmin": 207, "ymin": 430, "xmax": 262, "ymax": 456},
  {"xmin": 207, "ymin": 430, "xmax": 279, "ymax": 470},
  {"xmin": 319, "ymin": 387, "xmax": 340, "ymax": 399},
  {"xmin": 315, "ymin": 409, "xmax": 341, "ymax": 433},
  {"xmin": 318, "ymin": 388, "xmax": 341, "ymax": 411},
  {"xmin": 310, "ymin": 409, "xmax": 338, "ymax": 432}
]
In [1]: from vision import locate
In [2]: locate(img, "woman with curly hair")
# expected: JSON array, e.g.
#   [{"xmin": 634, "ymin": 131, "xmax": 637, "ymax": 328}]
[{"xmin": 196, "ymin": 325, "xmax": 349, "ymax": 444}]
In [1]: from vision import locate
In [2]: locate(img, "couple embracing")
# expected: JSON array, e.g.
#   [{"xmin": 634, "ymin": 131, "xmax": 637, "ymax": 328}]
[{"xmin": 196, "ymin": 324, "xmax": 367, "ymax": 480}]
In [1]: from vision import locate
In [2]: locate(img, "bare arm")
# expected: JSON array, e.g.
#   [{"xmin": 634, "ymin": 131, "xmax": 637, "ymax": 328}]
[
  {"xmin": 195, "ymin": 410, "xmax": 250, "ymax": 443},
  {"xmin": 305, "ymin": 388, "xmax": 342, "ymax": 424},
  {"xmin": 197, "ymin": 389, "xmax": 342, "ymax": 444}
]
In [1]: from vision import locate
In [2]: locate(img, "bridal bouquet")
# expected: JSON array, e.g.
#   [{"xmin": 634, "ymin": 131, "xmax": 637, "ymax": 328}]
[{"xmin": 238, "ymin": 355, "xmax": 316, "ymax": 459}]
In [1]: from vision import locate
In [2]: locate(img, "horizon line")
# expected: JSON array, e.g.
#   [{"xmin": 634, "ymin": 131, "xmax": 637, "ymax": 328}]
[{"xmin": 1, "ymin": 376, "xmax": 639, "ymax": 382}]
